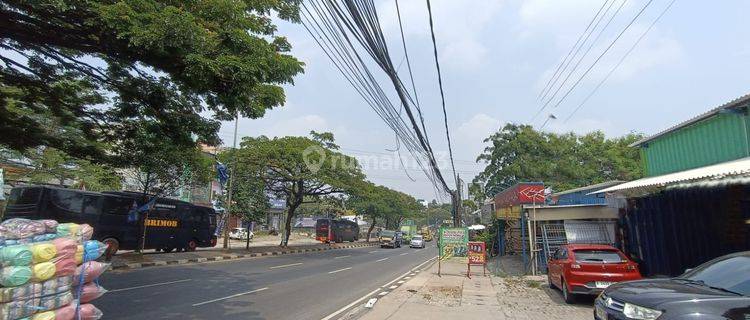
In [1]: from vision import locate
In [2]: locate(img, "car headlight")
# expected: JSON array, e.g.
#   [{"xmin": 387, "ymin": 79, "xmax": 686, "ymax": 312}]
[{"xmin": 623, "ymin": 303, "xmax": 662, "ymax": 320}]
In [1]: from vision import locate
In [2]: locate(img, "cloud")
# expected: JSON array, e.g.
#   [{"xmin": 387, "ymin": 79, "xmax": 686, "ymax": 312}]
[
  {"xmin": 376, "ymin": 0, "xmax": 504, "ymax": 70},
  {"xmin": 454, "ymin": 113, "xmax": 502, "ymax": 159}
]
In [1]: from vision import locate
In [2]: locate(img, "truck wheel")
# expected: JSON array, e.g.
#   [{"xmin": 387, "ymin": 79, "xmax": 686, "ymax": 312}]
[
  {"xmin": 102, "ymin": 238, "xmax": 119, "ymax": 261},
  {"xmin": 186, "ymin": 239, "xmax": 198, "ymax": 252}
]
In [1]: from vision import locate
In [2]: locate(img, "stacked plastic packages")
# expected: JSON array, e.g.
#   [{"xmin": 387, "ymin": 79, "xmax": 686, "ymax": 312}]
[{"xmin": 0, "ymin": 219, "xmax": 109, "ymax": 320}]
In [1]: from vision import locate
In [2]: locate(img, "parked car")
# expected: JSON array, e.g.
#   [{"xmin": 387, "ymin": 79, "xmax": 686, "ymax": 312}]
[
  {"xmin": 595, "ymin": 251, "xmax": 750, "ymax": 320},
  {"xmin": 229, "ymin": 227, "xmax": 253, "ymax": 240},
  {"xmin": 379, "ymin": 230, "xmax": 402, "ymax": 248},
  {"xmin": 547, "ymin": 244, "xmax": 642, "ymax": 304},
  {"xmin": 410, "ymin": 235, "xmax": 425, "ymax": 249}
]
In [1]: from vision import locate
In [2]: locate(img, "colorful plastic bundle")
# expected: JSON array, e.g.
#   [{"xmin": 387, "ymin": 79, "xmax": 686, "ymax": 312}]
[
  {"xmin": 0, "ymin": 219, "xmax": 106, "ymax": 320},
  {"xmin": 0, "ymin": 277, "xmax": 72, "ymax": 303}
]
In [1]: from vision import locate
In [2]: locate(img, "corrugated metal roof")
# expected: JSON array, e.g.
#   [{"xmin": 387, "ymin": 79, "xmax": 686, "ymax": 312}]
[
  {"xmin": 631, "ymin": 93, "xmax": 750, "ymax": 147},
  {"xmin": 591, "ymin": 157, "xmax": 750, "ymax": 194},
  {"xmin": 552, "ymin": 180, "xmax": 625, "ymax": 196}
]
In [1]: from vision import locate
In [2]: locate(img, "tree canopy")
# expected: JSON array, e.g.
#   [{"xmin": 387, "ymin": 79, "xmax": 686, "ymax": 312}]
[
  {"xmin": 474, "ymin": 124, "xmax": 643, "ymax": 197},
  {"xmin": 234, "ymin": 133, "xmax": 365, "ymax": 246},
  {"xmin": 1, "ymin": 0, "xmax": 304, "ymax": 165}
]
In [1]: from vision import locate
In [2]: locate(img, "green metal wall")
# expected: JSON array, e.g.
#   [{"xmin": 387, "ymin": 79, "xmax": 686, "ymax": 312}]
[{"xmin": 641, "ymin": 113, "xmax": 750, "ymax": 176}]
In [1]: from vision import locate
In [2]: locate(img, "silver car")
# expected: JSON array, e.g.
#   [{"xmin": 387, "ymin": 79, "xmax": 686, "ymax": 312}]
[{"xmin": 409, "ymin": 235, "xmax": 425, "ymax": 248}]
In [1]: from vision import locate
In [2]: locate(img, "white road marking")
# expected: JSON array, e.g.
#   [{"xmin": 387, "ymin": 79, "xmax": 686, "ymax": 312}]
[
  {"xmin": 322, "ymin": 255, "xmax": 437, "ymax": 320},
  {"xmin": 192, "ymin": 287, "xmax": 269, "ymax": 307},
  {"xmin": 109, "ymin": 279, "xmax": 192, "ymax": 293},
  {"xmin": 269, "ymin": 262, "xmax": 303, "ymax": 269},
  {"xmin": 399, "ymin": 252, "xmax": 409, "ymax": 256},
  {"xmin": 389, "ymin": 285, "xmax": 398, "ymax": 290},
  {"xmin": 397, "ymin": 281, "xmax": 405, "ymax": 284},
  {"xmin": 328, "ymin": 267, "xmax": 352, "ymax": 274},
  {"xmin": 375, "ymin": 257, "xmax": 389, "ymax": 262},
  {"xmin": 334, "ymin": 255, "xmax": 351, "ymax": 259},
  {"xmin": 321, "ymin": 287, "xmax": 381, "ymax": 320},
  {"xmin": 378, "ymin": 291, "xmax": 388, "ymax": 296},
  {"xmin": 369, "ymin": 250, "xmax": 379, "ymax": 253}
]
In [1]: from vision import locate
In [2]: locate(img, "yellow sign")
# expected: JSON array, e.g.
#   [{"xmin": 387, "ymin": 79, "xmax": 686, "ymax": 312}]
[
  {"xmin": 145, "ymin": 219, "xmax": 179, "ymax": 228},
  {"xmin": 496, "ymin": 205, "xmax": 521, "ymax": 219}
]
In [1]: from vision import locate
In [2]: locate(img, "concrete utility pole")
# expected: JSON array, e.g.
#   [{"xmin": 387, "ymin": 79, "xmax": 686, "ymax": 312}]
[{"xmin": 223, "ymin": 114, "xmax": 239, "ymax": 250}]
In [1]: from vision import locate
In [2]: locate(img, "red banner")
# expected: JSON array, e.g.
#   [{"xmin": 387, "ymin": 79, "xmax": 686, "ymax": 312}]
[{"xmin": 467, "ymin": 241, "xmax": 486, "ymax": 265}]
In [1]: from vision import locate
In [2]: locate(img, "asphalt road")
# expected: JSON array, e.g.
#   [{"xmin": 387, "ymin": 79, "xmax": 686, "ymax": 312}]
[{"xmin": 97, "ymin": 242, "xmax": 438, "ymax": 320}]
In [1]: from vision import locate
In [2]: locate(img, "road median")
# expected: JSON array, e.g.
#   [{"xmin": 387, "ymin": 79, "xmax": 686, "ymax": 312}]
[{"xmin": 111, "ymin": 241, "xmax": 378, "ymax": 271}]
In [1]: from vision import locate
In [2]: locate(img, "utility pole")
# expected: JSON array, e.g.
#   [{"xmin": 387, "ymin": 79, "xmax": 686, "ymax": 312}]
[{"xmin": 222, "ymin": 113, "xmax": 239, "ymax": 250}]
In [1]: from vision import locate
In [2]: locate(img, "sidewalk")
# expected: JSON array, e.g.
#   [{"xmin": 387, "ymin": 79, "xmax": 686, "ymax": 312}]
[
  {"xmin": 356, "ymin": 259, "xmax": 592, "ymax": 320},
  {"xmin": 110, "ymin": 236, "xmax": 376, "ymax": 270}
]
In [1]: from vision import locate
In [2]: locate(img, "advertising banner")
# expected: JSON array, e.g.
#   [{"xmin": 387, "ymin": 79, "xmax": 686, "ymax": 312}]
[
  {"xmin": 468, "ymin": 241, "xmax": 486, "ymax": 265},
  {"xmin": 438, "ymin": 227, "xmax": 468, "ymax": 260}
]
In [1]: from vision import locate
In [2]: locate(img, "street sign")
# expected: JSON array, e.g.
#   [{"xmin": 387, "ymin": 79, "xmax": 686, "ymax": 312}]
[
  {"xmin": 438, "ymin": 227, "xmax": 468, "ymax": 259},
  {"xmin": 468, "ymin": 242, "xmax": 486, "ymax": 265},
  {"xmin": 467, "ymin": 241, "xmax": 487, "ymax": 278}
]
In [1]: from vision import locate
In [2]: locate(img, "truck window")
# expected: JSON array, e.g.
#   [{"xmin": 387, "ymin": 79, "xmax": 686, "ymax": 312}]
[
  {"xmin": 51, "ymin": 190, "xmax": 83, "ymax": 213},
  {"xmin": 102, "ymin": 197, "xmax": 135, "ymax": 215},
  {"xmin": 7, "ymin": 187, "xmax": 42, "ymax": 206},
  {"xmin": 83, "ymin": 195, "xmax": 100, "ymax": 215}
]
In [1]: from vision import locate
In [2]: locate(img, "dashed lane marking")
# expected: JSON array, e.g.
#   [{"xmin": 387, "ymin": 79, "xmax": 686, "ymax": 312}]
[{"xmin": 192, "ymin": 287, "xmax": 269, "ymax": 307}]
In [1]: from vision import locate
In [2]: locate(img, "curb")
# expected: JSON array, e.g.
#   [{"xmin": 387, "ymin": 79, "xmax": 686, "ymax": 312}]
[{"xmin": 112, "ymin": 242, "xmax": 379, "ymax": 271}]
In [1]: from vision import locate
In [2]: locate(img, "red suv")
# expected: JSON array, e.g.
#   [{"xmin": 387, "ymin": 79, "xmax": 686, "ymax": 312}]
[{"xmin": 547, "ymin": 244, "xmax": 642, "ymax": 304}]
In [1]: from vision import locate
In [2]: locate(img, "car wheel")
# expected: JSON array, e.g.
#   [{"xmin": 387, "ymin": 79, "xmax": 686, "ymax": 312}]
[{"xmin": 562, "ymin": 279, "xmax": 576, "ymax": 304}]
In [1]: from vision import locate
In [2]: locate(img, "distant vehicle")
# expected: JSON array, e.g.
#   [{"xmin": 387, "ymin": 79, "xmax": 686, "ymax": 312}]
[
  {"xmin": 379, "ymin": 230, "xmax": 402, "ymax": 248},
  {"xmin": 409, "ymin": 235, "xmax": 425, "ymax": 249},
  {"xmin": 547, "ymin": 244, "xmax": 642, "ymax": 304},
  {"xmin": 4, "ymin": 186, "xmax": 218, "ymax": 257},
  {"xmin": 229, "ymin": 227, "xmax": 253, "ymax": 240},
  {"xmin": 315, "ymin": 218, "xmax": 358, "ymax": 243},
  {"xmin": 595, "ymin": 251, "xmax": 750, "ymax": 320},
  {"xmin": 400, "ymin": 224, "xmax": 417, "ymax": 241},
  {"xmin": 420, "ymin": 227, "xmax": 433, "ymax": 242}
]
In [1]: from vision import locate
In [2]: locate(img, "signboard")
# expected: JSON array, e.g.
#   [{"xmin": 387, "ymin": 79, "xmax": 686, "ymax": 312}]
[
  {"xmin": 495, "ymin": 205, "xmax": 522, "ymax": 220},
  {"xmin": 438, "ymin": 227, "xmax": 468, "ymax": 260},
  {"xmin": 494, "ymin": 183, "xmax": 545, "ymax": 207},
  {"xmin": 468, "ymin": 242, "xmax": 486, "ymax": 265},
  {"xmin": 145, "ymin": 219, "xmax": 179, "ymax": 228}
]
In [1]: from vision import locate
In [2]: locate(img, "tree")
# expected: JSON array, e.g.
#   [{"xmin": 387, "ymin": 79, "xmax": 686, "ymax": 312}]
[
  {"xmin": 1, "ymin": 0, "xmax": 304, "ymax": 165},
  {"xmin": 349, "ymin": 182, "xmax": 423, "ymax": 241},
  {"xmin": 123, "ymin": 143, "xmax": 212, "ymax": 196},
  {"xmin": 234, "ymin": 133, "xmax": 365, "ymax": 247},
  {"xmin": 7, "ymin": 147, "xmax": 121, "ymax": 191},
  {"xmin": 474, "ymin": 123, "xmax": 643, "ymax": 197}
]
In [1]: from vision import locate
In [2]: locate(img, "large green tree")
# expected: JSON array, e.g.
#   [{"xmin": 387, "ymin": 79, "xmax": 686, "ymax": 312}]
[
  {"xmin": 349, "ymin": 182, "xmax": 423, "ymax": 241},
  {"xmin": 474, "ymin": 124, "xmax": 643, "ymax": 197},
  {"xmin": 234, "ymin": 133, "xmax": 365, "ymax": 247},
  {"xmin": 1, "ymin": 0, "xmax": 304, "ymax": 165}
]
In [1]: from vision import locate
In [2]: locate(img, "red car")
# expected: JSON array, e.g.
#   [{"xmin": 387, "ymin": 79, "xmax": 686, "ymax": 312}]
[{"xmin": 547, "ymin": 244, "xmax": 642, "ymax": 304}]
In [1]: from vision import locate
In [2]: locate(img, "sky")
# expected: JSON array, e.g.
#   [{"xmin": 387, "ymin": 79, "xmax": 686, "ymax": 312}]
[{"xmin": 218, "ymin": 0, "xmax": 750, "ymax": 202}]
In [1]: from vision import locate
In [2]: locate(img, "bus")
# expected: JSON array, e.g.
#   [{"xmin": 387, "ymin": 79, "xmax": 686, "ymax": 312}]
[
  {"xmin": 315, "ymin": 218, "xmax": 359, "ymax": 243},
  {"xmin": 2, "ymin": 186, "xmax": 218, "ymax": 258}
]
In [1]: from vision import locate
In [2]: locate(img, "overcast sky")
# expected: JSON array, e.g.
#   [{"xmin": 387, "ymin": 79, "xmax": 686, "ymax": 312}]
[{"xmin": 218, "ymin": 0, "xmax": 750, "ymax": 202}]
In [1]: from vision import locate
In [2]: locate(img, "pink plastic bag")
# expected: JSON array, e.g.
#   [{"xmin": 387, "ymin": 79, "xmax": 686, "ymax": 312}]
[
  {"xmin": 53, "ymin": 238, "xmax": 78, "ymax": 260},
  {"xmin": 73, "ymin": 261, "xmax": 109, "ymax": 284},
  {"xmin": 54, "ymin": 257, "xmax": 77, "ymax": 277},
  {"xmin": 52, "ymin": 302, "xmax": 103, "ymax": 320},
  {"xmin": 76, "ymin": 283, "xmax": 107, "ymax": 303}
]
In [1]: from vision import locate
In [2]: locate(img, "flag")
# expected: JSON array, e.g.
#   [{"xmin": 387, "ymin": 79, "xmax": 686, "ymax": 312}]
[{"xmin": 216, "ymin": 161, "xmax": 229, "ymax": 185}]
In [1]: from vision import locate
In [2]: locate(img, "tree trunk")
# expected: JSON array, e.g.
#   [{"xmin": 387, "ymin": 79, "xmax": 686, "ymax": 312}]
[
  {"xmin": 280, "ymin": 205, "xmax": 297, "ymax": 247},
  {"xmin": 366, "ymin": 216, "xmax": 377, "ymax": 242},
  {"xmin": 245, "ymin": 221, "xmax": 251, "ymax": 250}
]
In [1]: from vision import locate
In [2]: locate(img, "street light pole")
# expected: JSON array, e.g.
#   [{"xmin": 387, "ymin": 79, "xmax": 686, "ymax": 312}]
[{"xmin": 223, "ymin": 113, "xmax": 239, "ymax": 250}]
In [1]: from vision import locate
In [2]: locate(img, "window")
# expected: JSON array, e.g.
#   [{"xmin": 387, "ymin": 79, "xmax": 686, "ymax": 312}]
[
  {"xmin": 573, "ymin": 250, "xmax": 624, "ymax": 263},
  {"xmin": 559, "ymin": 248, "xmax": 569, "ymax": 260},
  {"xmin": 83, "ymin": 195, "xmax": 100, "ymax": 215},
  {"xmin": 51, "ymin": 190, "xmax": 83, "ymax": 213},
  {"xmin": 102, "ymin": 197, "xmax": 135, "ymax": 215},
  {"xmin": 685, "ymin": 256, "xmax": 750, "ymax": 296},
  {"xmin": 8, "ymin": 187, "xmax": 42, "ymax": 205}
]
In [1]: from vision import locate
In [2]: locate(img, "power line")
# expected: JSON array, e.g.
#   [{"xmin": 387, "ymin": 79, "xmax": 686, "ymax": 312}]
[
  {"xmin": 395, "ymin": 0, "xmax": 430, "ymax": 146},
  {"xmin": 566, "ymin": 0, "xmax": 678, "ymax": 122},
  {"xmin": 425, "ymin": 0, "xmax": 458, "ymax": 187},
  {"xmin": 537, "ymin": 0, "xmax": 611, "ymax": 102},
  {"xmin": 533, "ymin": 0, "xmax": 624, "ymax": 123},
  {"xmin": 547, "ymin": 0, "xmax": 655, "ymax": 112}
]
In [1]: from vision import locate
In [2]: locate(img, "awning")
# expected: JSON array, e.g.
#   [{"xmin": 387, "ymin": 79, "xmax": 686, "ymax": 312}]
[{"xmin": 592, "ymin": 157, "xmax": 750, "ymax": 196}]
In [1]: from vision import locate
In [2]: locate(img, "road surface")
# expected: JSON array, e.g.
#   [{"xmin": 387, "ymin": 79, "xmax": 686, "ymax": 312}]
[{"xmin": 97, "ymin": 243, "xmax": 438, "ymax": 320}]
